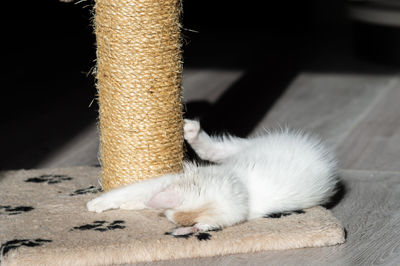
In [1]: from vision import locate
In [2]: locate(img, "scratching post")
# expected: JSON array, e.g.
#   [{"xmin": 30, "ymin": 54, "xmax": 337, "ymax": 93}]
[{"xmin": 94, "ymin": 0, "xmax": 184, "ymax": 190}]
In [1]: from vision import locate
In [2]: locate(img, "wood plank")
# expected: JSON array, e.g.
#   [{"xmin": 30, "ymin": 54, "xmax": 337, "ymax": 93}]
[
  {"xmin": 336, "ymin": 77, "xmax": 400, "ymax": 171},
  {"xmin": 252, "ymin": 72, "xmax": 395, "ymax": 149},
  {"xmin": 37, "ymin": 123, "xmax": 100, "ymax": 168},
  {"xmin": 182, "ymin": 68, "xmax": 244, "ymax": 103}
]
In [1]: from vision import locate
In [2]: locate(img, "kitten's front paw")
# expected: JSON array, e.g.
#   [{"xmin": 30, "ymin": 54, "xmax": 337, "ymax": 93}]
[
  {"xmin": 87, "ymin": 195, "xmax": 119, "ymax": 213},
  {"xmin": 184, "ymin": 119, "xmax": 200, "ymax": 143}
]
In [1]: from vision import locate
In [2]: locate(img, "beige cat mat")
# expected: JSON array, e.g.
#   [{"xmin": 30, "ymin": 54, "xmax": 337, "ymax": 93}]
[{"xmin": 0, "ymin": 166, "xmax": 345, "ymax": 265}]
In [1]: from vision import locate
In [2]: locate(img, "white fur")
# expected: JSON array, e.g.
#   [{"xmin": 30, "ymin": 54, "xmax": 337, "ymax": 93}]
[{"xmin": 87, "ymin": 120, "xmax": 338, "ymax": 235}]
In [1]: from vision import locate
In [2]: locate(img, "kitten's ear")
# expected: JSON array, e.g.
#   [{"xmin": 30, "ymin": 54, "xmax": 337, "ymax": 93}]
[{"xmin": 145, "ymin": 184, "xmax": 182, "ymax": 209}]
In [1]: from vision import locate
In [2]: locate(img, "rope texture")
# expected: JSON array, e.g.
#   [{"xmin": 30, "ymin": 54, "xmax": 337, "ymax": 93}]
[{"xmin": 94, "ymin": 0, "xmax": 184, "ymax": 190}]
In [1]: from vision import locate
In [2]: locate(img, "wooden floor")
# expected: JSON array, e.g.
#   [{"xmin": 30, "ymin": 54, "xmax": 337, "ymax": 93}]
[{"xmin": 21, "ymin": 56, "xmax": 400, "ymax": 265}]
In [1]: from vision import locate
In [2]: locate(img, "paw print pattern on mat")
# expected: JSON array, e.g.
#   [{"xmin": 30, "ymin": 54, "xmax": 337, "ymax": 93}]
[
  {"xmin": 25, "ymin": 174, "xmax": 73, "ymax": 184},
  {"xmin": 196, "ymin": 232, "xmax": 212, "ymax": 241},
  {"xmin": 71, "ymin": 220, "xmax": 125, "ymax": 232},
  {"xmin": 0, "ymin": 239, "xmax": 52, "ymax": 257},
  {"xmin": 164, "ymin": 231, "xmax": 215, "ymax": 241},
  {"xmin": 70, "ymin": 186, "xmax": 103, "ymax": 196},
  {"xmin": 0, "ymin": 206, "xmax": 34, "ymax": 215},
  {"xmin": 263, "ymin": 210, "xmax": 305, "ymax": 218}
]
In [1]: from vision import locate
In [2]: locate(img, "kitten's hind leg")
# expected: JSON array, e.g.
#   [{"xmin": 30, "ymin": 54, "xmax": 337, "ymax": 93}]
[
  {"xmin": 184, "ymin": 119, "xmax": 249, "ymax": 163},
  {"xmin": 171, "ymin": 226, "xmax": 198, "ymax": 236}
]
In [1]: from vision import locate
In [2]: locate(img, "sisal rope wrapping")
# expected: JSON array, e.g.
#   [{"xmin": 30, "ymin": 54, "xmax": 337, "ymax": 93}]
[{"xmin": 94, "ymin": 0, "xmax": 184, "ymax": 190}]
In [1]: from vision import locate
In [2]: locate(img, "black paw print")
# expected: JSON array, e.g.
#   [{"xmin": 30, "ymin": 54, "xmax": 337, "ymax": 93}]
[
  {"xmin": 196, "ymin": 232, "xmax": 212, "ymax": 241},
  {"xmin": 25, "ymin": 174, "xmax": 73, "ymax": 184},
  {"xmin": 0, "ymin": 205, "xmax": 34, "ymax": 215},
  {"xmin": 71, "ymin": 220, "xmax": 125, "ymax": 232},
  {"xmin": 70, "ymin": 186, "xmax": 103, "ymax": 196},
  {"xmin": 0, "ymin": 239, "xmax": 52, "ymax": 257},
  {"xmin": 264, "ymin": 210, "xmax": 305, "ymax": 218},
  {"xmin": 164, "ymin": 229, "xmax": 220, "ymax": 241}
]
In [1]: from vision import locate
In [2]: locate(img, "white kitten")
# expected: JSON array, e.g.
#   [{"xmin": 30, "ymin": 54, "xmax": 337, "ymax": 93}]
[{"xmin": 87, "ymin": 119, "xmax": 338, "ymax": 236}]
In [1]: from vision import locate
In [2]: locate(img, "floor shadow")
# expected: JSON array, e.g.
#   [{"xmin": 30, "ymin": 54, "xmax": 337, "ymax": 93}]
[
  {"xmin": 0, "ymin": 89, "xmax": 98, "ymax": 171},
  {"xmin": 184, "ymin": 56, "xmax": 299, "ymax": 137},
  {"xmin": 0, "ymin": 1, "xmax": 98, "ymax": 171},
  {"xmin": 323, "ymin": 180, "xmax": 347, "ymax": 209}
]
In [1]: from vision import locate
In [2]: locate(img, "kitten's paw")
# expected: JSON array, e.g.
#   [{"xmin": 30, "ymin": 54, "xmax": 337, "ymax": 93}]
[
  {"xmin": 170, "ymin": 224, "xmax": 220, "ymax": 236},
  {"xmin": 171, "ymin": 226, "xmax": 199, "ymax": 236},
  {"xmin": 87, "ymin": 195, "xmax": 119, "ymax": 213},
  {"xmin": 194, "ymin": 223, "xmax": 220, "ymax": 232},
  {"xmin": 184, "ymin": 119, "xmax": 200, "ymax": 143}
]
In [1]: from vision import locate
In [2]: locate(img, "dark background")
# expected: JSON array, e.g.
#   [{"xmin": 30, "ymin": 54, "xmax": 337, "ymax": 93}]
[{"xmin": 1, "ymin": 0, "xmax": 399, "ymax": 170}]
